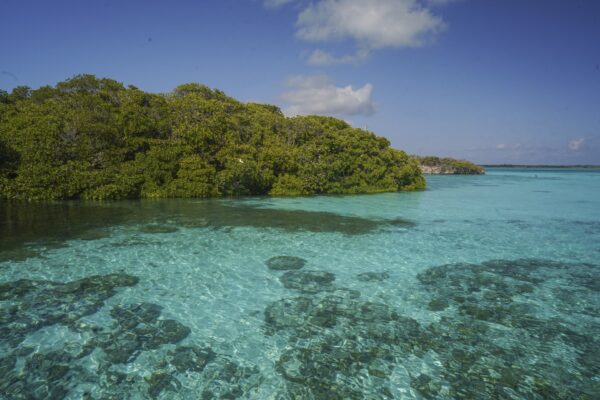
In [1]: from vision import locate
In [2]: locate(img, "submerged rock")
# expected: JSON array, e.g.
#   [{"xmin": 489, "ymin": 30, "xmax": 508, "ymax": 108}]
[
  {"xmin": 0, "ymin": 268, "xmax": 263, "ymax": 399},
  {"xmin": 264, "ymin": 290, "xmax": 425, "ymax": 398},
  {"xmin": 199, "ymin": 356, "xmax": 262, "ymax": 399},
  {"xmin": 411, "ymin": 374, "xmax": 441, "ymax": 398},
  {"xmin": 356, "ymin": 271, "xmax": 390, "ymax": 282},
  {"xmin": 146, "ymin": 372, "xmax": 181, "ymax": 399},
  {"xmin": 265, "ymin": 297, "xmax": 313, "ymax": 332},
  {"xmin": 414, "ymin": 258, "xmax": 600, "ymax": 399},
  {"xmin": 265, "ymin": 255, "xmax": 307, "ymax": 271},
  {"xmin": 0, "ymin": 273, "xmax": 139, "ymax": 346},
  {"xmin": 265, "ymin": 258, "xmax": 599, "ymax": 399},
  {"xmin": 169, "ymin": 346, "xmax": 216, "ymax": 373},
  {"xmin": 0, "ymin": 350, "xmax": 77, "ymax": 400},
  {"xmin": 110, "ymin": 302, "xmax": 163, "ymax": 329},
  {"xmin": 427, "ymin": 297, "xmax": 449, "ymax": 311},
  {"xmin": 99, "ymin": 303, "xmax": 191, "ymax": 364},
  {"xmin": 0, "ymin": 271, "xmax": 266, "ymax": 399},
  {"xmin": 2, "ymin": 257, "xmax": 596, "ymax": 399},
  {"xmin": 279, "ymin": 270, "xmax": 336, "ymax": 293}
]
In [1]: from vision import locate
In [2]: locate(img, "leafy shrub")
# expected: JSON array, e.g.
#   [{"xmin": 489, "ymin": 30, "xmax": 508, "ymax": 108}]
[{"xmin": 0, "ymin": 75, "xmax": 426, "ymax": 200}]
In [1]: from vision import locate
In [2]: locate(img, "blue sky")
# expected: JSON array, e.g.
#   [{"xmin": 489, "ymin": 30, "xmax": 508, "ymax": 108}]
[{"xmin": 1, "ymin": 0, "xmax": 599, "ymax": 164}]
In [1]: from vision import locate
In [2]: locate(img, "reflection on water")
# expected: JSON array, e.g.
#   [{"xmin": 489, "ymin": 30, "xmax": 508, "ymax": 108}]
[
  {"xmin": 0, "ymin": 201, "xmax": 130, "ymax": 259},
  {"xmin": 0, "ymin": 200, "xmax": 414, "ymax": 260}
]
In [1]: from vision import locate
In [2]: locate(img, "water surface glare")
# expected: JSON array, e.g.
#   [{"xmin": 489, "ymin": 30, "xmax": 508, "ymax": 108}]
[{"xmin": 0, "ymin": 168, "xmax": 599, "ymax": 399}]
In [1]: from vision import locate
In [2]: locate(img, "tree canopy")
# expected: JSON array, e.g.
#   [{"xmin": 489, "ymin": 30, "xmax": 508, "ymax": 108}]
[{"xmin": 0, "ymin": 75, "xmax": 425, "ymax": 200}]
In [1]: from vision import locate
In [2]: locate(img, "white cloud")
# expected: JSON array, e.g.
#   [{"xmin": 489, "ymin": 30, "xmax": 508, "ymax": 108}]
[
  {"xmin": 263, "ymin": 0, "xmax": 295, "ymax": 9},
  {"xmin": 568, "ymin": 138, "xmax": 585, "ymax": 151},
  {"xmin": 281, "ymin": 75, "xmax": 375, "ymax": 117},
  {"xmin": 297, "ymin": 0, "xmax": 445, "ymax": 54}
]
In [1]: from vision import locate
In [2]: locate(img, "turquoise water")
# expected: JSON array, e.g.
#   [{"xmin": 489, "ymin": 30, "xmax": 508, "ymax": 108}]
[{"xmin": 1, "ymin": 168, "xmax": 599, "ymax": 399}]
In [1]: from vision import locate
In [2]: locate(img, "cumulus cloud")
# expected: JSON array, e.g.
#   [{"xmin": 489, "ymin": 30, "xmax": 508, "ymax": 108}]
[
  {"xmin": 296, "ymin": 0, "xmax": 445, "ymax": 63},
  {"xmin": 568, "ymin": 138, "xmax": 585, "ymax": 151},
  {"xmin": 263, "ymin": 0, "xmax": 296, "ymax": 9},
  {"xmin": 281, "ymin": 75, "xmax": 375, "ymax": 116}
]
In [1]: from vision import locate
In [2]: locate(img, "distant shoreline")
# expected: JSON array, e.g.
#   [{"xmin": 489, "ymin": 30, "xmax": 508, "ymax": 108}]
[{"xmin": 483, "ymin": 165, "xmax": 600, "ymax": 169}]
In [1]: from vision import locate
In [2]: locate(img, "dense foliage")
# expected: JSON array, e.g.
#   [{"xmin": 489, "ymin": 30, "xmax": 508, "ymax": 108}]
[
  {"xmin": 416, "ymin": 156, "xmax": 485, "ymax": 175},
  {"xmin": 0, "ymin": 75, "xmax": 425, "ymax": 200}
]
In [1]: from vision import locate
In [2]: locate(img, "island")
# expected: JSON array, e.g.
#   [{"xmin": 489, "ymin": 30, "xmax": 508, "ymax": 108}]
[
  {"xmin": 415, "ymin": 156, "xmax": 485, "ymax": 175},
  {"xmin": 0, "ymin": 75, "xmax": 425, "ymax": 200}
]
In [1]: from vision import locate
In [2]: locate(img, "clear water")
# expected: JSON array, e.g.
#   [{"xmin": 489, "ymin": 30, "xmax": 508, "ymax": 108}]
[{"xmin": 1, "ymin": 168, "xmax": 599, "ymax": 399}]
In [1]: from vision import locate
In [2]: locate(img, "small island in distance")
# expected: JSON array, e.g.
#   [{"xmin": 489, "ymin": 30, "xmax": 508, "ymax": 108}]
[{"xmin": 414, "ymin": 156, "xmax": 485, "ymax": 175}]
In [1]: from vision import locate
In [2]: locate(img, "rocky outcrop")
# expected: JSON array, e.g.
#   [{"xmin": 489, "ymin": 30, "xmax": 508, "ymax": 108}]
[{"xmin": 415, "ymin": 156, "xmax": 485, "ymax": 175}]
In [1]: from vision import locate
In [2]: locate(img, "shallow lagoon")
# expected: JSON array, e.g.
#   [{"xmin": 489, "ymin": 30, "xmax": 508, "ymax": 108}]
[{"xmin": 1, "ymin": 168, "xmax": 599, "ymax": 399}]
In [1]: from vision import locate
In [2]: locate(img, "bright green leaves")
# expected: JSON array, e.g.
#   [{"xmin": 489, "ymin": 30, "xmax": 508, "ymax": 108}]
[
  {"xmin": 269, "ymin": 174, "xmax": 311, "ymax": 196},
  {"xmin": 166, "ymin": 155, "xmax": 218, "ymax": 198},
  {"xmin": 0, "ymin": 75, "xmax": 426, "ymax": 200}
]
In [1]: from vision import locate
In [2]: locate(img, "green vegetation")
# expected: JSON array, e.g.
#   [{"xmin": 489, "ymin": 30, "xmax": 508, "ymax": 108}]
[
  {"xmin": 0, "ymin": 75, "xmax": 425, "ymax": 200},
  {"xmin": 415, "ymin": 155, "xmax": 485, "ymax": 175}
]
